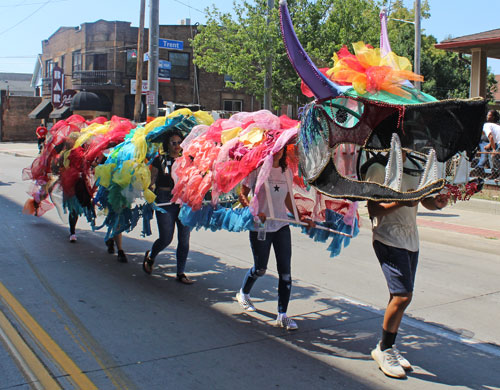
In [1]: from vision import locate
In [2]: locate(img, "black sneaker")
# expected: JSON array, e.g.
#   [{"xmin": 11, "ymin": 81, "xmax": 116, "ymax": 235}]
[
  {"xmin": 105, "ymin": 239, "xmax": 114, "ymax": 254},
  {"xmin": 117, "ymin": 250, "xmax": 128, "ymax": 263}
]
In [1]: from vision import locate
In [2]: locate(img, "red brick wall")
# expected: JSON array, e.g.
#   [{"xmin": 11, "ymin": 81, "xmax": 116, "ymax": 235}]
[
  {"xmin": 40, "ymin": 21, "xmax": 256, "ymax": 117},
  {"xmin": 1, "ymin": 96, "xmax": 43, "ymax": 141}
]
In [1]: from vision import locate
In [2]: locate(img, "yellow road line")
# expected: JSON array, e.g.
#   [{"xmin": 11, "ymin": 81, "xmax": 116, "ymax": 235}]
[
  {"xmin": 0, "ymin": 282, "xmax": 98, "ymax": 390},
  {"xmin": 0, "ymin": 311, "xmax": 62, "ymax": 390}
]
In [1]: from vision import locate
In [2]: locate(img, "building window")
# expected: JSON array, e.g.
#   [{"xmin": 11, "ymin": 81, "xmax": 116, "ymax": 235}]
[
  {"xmin": 168, "ymin": 52, "xmax": 189, "ymax": 79},
  {"xmin": 86, "ymin": 54, "xmax": 107, "ymax": 70},
  {"xmin": 224, "ymin": 75, "xmax": 236, "ymax": 85},
  {"xmin": 72, "ymin": 51, "xmax": 82, "ymax": 73},
  {"xmin": 60, "ymin": 55, "xmax": 65, "ymax": 72},
  {"xmin": 45, "ymin": 59, "xmax": 54, "ymax": 78},
  {"xmin": 126, "ymin": 49, "xmax": 137, "ymax": 77},
  {"xmin": 223, "ymin": 99, "xmax": 243, "ymax": 112}
]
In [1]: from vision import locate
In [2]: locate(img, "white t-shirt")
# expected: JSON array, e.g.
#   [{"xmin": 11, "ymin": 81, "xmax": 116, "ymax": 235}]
[
  {"xmin": 365, "ymin": 160, "xmax": 421, "ymax": 252},
  {"xmin": 483, "ymin": 122, "xmax": 500, "ymax": 146},
  {"xmin": 244, "ymin": 167, "xmax": 290, "ymax": 232}
]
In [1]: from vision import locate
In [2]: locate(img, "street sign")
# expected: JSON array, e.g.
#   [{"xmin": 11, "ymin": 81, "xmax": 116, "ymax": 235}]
[
  {"xmin": 130, "ymin": 80, "xmax": 148, "ymax": 94},
  {"xmin": 158, "ymin": 60, "xmax": 171, "ymax": 83},
  {"xmin": 159, "ymin": 38, "xmax": 183, "ymax": 50},
  {"xmin": 51, "ymin": 65, "xmax": 64, "ymax": 107},
  {"xmin": 146, "ymin": 90, "xmax": 155, "ymax": 105}
]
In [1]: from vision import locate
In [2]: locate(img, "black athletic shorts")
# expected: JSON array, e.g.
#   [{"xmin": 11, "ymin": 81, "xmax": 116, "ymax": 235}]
[{"xmin": 373, "ymin": 240, "xmax": 419, "ymax": 294}]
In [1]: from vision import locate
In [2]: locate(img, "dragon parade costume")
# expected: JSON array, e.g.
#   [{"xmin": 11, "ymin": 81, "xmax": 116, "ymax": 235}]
[
  {"xmin": 93, "ymin": 109, "xmax": 214, "ymax": 241},
  {"xmin": 23, "ymin": 115, "xmax": 136, "ymax": 226},
  {"xmin": 279, "ymin": 0, "xmax": 486, "ymax": 203},
  {"xmin": 22, "ymin": 3, "xmax": 486, "ymax": 260},
  {"xmin": 171, "ymin": 109, "xmax": 359, "ymax": 257}
]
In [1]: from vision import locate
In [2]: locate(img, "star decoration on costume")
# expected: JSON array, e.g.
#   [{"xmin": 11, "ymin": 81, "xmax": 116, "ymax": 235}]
[{"xmin": 274, "ymin": 185, "xmax": 280, "ymax": 192}]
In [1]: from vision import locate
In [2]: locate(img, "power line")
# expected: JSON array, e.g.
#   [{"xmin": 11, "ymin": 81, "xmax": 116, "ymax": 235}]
[
  {"xmin": 0, "ymin": 0, "xmax": 67, "ymax": 7},
  {"xmin": 171, "ymin": 0, "xmax": 205, "ymax": 15},
  {"xmin": 0, "ymin": 0, "xmax": 53, "ymax": 37}
]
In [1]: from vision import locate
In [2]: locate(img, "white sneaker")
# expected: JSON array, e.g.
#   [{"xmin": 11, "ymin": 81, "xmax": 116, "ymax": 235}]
[
  {"xmin": 371, "ymin": 342, "xmax": 406, "ymax": 378},
  {"xmin": 392, "ymin": 345, "xmax": 412, "ymax": 370},
  {"xmin": 69, "ymin": 234, "xmax": 77, "ymax": 243},
  {"xmin": 236, "ymin": 292, "xmax": 256, "ymax": 312},
  {"xmin": 275, "ymin": 314, "xmax": 298, "ymax": 330}
]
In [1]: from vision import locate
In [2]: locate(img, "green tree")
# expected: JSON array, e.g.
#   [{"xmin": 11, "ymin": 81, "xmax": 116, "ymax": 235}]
[
  {"xmin": 192, "ymin": 0, "xmax": 279, "ymax": 105},
  {"xmin": 192, "ymin": 0, "xmax": 492, "ymax": 109},
  {"xmin": 384, "ymin": 0, "xmax": 496, "ymax": 101}
]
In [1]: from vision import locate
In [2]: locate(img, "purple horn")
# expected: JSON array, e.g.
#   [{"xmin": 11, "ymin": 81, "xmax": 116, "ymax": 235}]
[{"xmin": 279, "ymin": 0, "xmax": 341, "ymax": 100}]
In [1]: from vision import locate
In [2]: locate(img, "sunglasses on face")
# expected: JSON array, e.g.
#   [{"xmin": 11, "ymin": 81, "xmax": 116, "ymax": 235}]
[{"xmin": 170, "ymin": 141, "xmax": 181, "ymax": 146}]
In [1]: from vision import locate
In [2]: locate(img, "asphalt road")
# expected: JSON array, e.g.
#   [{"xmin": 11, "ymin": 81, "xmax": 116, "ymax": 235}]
[{"xmin": 0, "ymin": 153, "xmax": 499, "ymax": 390}]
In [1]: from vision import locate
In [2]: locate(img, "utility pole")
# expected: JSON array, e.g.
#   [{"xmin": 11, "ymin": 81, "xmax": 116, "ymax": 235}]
[
  {"xmin": 263, "ymin": 0, "xmax": 274, "ymax": 111},
  {"xmin": 414, "ymin": 0, "xmax": 421, "ymax": 90},
  {"xmin": 134, "ymin": 0, "xmax": 146, "ymax": 123},
  {"xmin": 147, "ymin": 0, "xmax": 159, "ymax": 119}
]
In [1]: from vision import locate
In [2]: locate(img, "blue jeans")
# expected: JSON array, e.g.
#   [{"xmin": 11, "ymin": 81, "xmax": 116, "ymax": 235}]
[
  {"xmin": 150, "ymin": 191, "xmax": 190, "ymax": 274},
  {"xmin": 69, "ymin": 210, "xmax": 78, "ymax": 235},
  {"xmin": 241, "ymin": 225, "xmax": 292, "ymax": 313},
  {"xmin": 477, "ymin": 142, "xmax": 489, "ymax": 168},
  {"xmin": 478, "ymin": 142, "xmax": 500, "ymax": 170}
]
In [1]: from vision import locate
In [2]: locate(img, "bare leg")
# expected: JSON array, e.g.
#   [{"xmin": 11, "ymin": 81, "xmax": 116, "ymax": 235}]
[{"xmin": 383, "ymin": 293, "xmax": 412, "ymax": 333}]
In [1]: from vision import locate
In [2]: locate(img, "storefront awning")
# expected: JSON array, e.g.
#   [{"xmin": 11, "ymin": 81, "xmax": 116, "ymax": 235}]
[
  {"xmin": 49, "ymin": 105, "xmax": 71, "ymax": 119},
  {"xmin": 28, "ymin": 99, "xmax": 52, "ymax": 119}
]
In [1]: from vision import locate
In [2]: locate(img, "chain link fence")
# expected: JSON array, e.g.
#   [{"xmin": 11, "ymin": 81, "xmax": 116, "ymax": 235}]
[{"xmin": 469, "ymin": 151, "xmax": 500, "ymax": 180}]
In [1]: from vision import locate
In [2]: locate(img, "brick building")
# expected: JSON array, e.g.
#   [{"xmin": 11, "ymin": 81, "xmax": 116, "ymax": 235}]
[
  {"xmin": 0, "ymin": 73, "xmax": 40, "ymax": 141},
  {"xmin": 36, "ymin": 20, "xmax": 256, "ymax": 120},
  {"xmin": 0, "ymin": 93, "xmax": 42, "ymax": 141}
]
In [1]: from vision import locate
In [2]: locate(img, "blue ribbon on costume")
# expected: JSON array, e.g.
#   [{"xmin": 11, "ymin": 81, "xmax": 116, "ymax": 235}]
[{"xmin": 300, "ymin": 209, "xmax": 359, "ymax": 257}]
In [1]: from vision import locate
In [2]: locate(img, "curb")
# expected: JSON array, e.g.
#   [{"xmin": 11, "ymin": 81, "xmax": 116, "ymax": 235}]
[
  {"xmin": 0, "ymin": 150, "xmax": 38, "ymax": 158},
  {"xmin": 450, "ymin": 198, "xmax": 500, "ymax": 215}
]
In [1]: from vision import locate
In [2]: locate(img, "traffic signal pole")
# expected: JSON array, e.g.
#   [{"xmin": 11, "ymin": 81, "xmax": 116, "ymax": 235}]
[{"xmin": 147, "ymin": 0, "xmax": 159, "ymax": 119}]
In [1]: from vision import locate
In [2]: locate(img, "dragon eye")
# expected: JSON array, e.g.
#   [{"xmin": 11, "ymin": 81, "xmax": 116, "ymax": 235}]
[
  {"xmin": 326, "ymin": 97, "xmax": 364, "ymax": 129},
  {"xmin": 335, "ymin": 108, "xmax": 348, "ymax": 124}
]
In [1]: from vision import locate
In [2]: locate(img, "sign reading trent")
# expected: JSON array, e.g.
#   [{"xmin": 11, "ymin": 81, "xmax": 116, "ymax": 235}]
[{"xmin": 159, "ymin": 38, "xmax": 183, "ymax": 50}]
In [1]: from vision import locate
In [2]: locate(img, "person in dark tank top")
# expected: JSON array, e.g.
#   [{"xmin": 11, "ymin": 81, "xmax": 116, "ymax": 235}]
[{"xmin": 142, "ymin": 129, "xmax": 194, "ymax": 284}]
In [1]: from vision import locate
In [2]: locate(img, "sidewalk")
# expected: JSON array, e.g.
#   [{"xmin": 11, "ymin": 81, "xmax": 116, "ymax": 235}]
[
  {"xmin": 359, "ymin": 198, "xmax": 499, "ymax": 235},
  {"xmin": 0, "ymin": 141, "xmax": 38, "ymax": 158}
]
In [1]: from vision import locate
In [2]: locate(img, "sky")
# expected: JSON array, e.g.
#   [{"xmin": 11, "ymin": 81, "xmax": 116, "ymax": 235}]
[{"xmin": 1, "ymin": 0, "xmax": 500, "ymax": 75}]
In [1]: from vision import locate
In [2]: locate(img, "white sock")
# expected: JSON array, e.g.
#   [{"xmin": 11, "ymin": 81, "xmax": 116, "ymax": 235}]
[
  {"xmin": 277, "ymin": 312, "xmax": 287, "ymax": 320},
  {"xmin": 240, "ymin": 289, "xmax": 250, "ymax": 299}
]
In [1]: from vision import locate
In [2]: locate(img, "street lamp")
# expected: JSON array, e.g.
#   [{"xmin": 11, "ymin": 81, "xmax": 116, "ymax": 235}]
[
  {"xmin": 414, "ymin": 0, "xmax": 421, "ymax": 91},
  {"xmin": 387, "ymin": 0, "xmax": 421, "ymax": 90}
]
